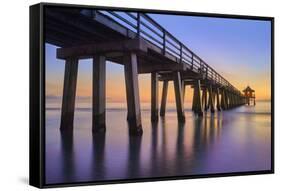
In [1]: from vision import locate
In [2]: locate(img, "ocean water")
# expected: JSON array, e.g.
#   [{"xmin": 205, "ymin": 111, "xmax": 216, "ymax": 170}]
[{"xmin": 45, "ymin": 99, "xmax": 271, "ymax": 184}]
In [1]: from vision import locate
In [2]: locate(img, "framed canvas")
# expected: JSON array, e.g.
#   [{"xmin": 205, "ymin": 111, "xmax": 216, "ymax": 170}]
[{"xmin": 29, "ymin": 2, "xmax": 274, "ymax": 188}]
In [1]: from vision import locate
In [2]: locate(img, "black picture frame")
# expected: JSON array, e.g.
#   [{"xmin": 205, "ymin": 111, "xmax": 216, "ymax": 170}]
[{"xmin": 30, "ymin": 2, "xmax": 274, "ymax": 188}]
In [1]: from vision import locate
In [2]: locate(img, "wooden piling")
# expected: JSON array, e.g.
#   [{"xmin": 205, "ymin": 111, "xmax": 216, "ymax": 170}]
[
  {"xmin": 225, "ymin": 90, "xmax": 229, "ymax": 109},
  {"xmin": 221, "ymin": 89, "xmax": 226, "ymax": 110},
  {"xmin": 92, "ymin": 55, "xmax": 106, "ymax": 133},
  {"xmin": 229, "ymin": 93, "xmax": 233, "ymax": 108},
  {"xmin": 201, "ymin": 89, "xmax": 205, "ymax": 108},
  {"xmin": 173, "ymin": 72, "xmax": 185, "ymax": 122},
  {"xmin": 207, "ymin": 89, "xmax": 211, "ymax": 110},
  {"xmin": 208, "ymin": 85, "xmax": 215, "ymax": 113},
  {"xmin": 225, "ymin": 91, "xmax": 229, "ymax": 109},
  {"xmin": 124, "ymin": 52, "xmax": 143, "ymax": 135},
  {"xmin": 194, "ymin": 79, "xmax": 203, "ymax": 116},
  {"xmin": 160, "ymin": 80, "xmax": 168, "ymax": 117},
  {"xmin": 60, "ymin": 57, "xmax": 79, "ymax": 131},
  {"xmin": 151, "ymin": 72, "xmax": 159, "ymax": 122},
  {"xmin": 216, "ymin": 88, "xmax": 221, "ymax": 111},
  {"xmin": 203, "ymin": 88, "xmax": 208, "ymax": 111},
  {"xmin": 182, "ymin": 80, "xmax": 186, "ymax": 107},
  {"xmin": 192, "ymin": 88, "xmax": 196, "ymax": 111}
]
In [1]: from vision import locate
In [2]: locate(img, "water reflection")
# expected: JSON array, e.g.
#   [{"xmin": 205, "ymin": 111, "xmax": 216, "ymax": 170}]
[
  {"xmin": 150, "ymin": 121, "xmax": 159, "ymax": 175},
  {"xmin": 90, "ymin": 133, "xmax": 106, "ymax": 180},
  {"xmin": 125, "ymin": 115, "xmax": 223, "ymax": 178},
  {"xmin": 127, "ymin": 135, "xmax": 142, "ymax": 177},
  {"xmin": 46, "ymin": 104, "xmax": 271, "ymax": 184},
  {"xmin": 174, "ymin": 121, "xmax": 186, "ymax": 174},
  {"xmin": 60, "ymin": 131, "xmax": 75, "ymax": 182}
]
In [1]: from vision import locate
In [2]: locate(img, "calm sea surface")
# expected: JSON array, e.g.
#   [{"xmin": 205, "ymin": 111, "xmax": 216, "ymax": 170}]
[{"xmin": 45, "ymin": 99, "xmax": 271, "ymax": 184}]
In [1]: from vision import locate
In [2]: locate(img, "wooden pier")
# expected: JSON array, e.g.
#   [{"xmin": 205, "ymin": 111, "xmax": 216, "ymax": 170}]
[{"xmin": 45, "ymin": 7, "xmax": 246, "ymax": 135}]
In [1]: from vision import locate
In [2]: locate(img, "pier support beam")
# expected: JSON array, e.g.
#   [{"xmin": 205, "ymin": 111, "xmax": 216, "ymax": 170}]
[
  {"xmin": 60, "ymin": 57, "xmax": 79, "ymax": 131},
  {"xmin": 124, "ymin": 53, "xmax": 143, "ymax": 135},
  {"xmin": 192, "ymin": 89, "xmax": 195, "ymax": 111},
  {"xmin": 216, "ymin": 88, "xmax": 221, "ymax": 111},
  {"xmin": 151, "ymin": 72, "xmax": 159, "ymax": 122},
  {"xmin": 227, "ymin": 92, "xmax": 230, "ymax": 108},
  {"xmin": 224, "ymin": 91, "xmax": 229, "ymax": 109},
  {"xmin": 229, "ymin": 93, "xmax": 233, "ymax": 108},
  {"xmin": 202, "ymin": 88, "xmax": 208, "ymax": 111},
  {"xmin": 182, "ymin": 81, "xmax": 186, "ymax": 107},
  {"xmin": 221, "ymin": 89, "xmax": 226, "ymax": 110},
  {"xmin": 173, "ymin": 72, "xmax": 185, "ymax": 122},
  {"xmin": 160, "ymin": 80, "xmax": 168, "ymax": 117},
  {"xmin": 206, "ymin": 94, "xmax": 210, "ymax": 110},
  {"xmin": 208, "ymin": 85, "xmax": 215, "ymax": 113},
  {"xmin": 193, "ymin": 79, "xmax": 203, "ymax": 116},
  {"xmin": 92, "ymin": 55, "xmax": 106, "ymax": 133}
]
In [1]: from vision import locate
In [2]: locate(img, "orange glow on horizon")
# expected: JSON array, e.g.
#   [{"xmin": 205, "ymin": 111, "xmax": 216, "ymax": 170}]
[{"xmin": 46, "ymin": 64, "xmax": 271, "ymax": 102}]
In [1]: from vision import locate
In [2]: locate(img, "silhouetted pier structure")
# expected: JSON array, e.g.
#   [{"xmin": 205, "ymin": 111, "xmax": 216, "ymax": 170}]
[
  {"xmin": 46, "ymin": 7, "xmax": 246, "ymax": 135},
  {"xmin": 243, "ymin": 86, "xmax": 256, "ymax": 105}
]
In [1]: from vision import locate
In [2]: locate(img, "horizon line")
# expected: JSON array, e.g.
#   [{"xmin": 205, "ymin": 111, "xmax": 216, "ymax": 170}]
[{"xmin": 46, "ymin": 95, "xmax": 271, "ymax": 102}]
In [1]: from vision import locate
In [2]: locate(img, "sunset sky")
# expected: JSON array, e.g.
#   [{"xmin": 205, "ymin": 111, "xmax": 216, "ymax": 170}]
[{"xmin": 45, "ymin": 13, "xmax": 271, "ymax": 103}]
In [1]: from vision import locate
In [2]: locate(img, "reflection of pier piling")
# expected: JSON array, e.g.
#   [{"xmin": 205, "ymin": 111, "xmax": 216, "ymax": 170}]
[{"xmin": 46, "ymin": 8, "xmax": 247, "ymax": 136}]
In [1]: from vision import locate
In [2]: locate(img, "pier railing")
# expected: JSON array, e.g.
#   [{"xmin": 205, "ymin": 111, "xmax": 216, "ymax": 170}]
[{"xmin": 91, "ymin": 10, "xmax": 241, "ymax": 95}]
